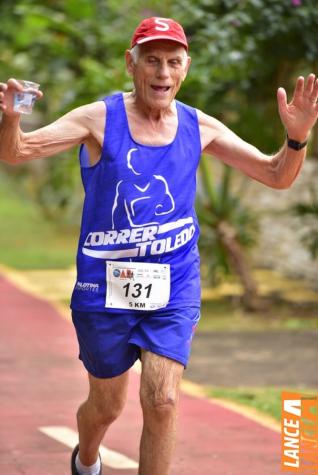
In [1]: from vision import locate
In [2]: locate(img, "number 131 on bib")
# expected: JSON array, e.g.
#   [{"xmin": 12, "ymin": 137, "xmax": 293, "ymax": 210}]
[{"xmin": 106, "ymin": 261, "xmax": 170, "ymax": 311}]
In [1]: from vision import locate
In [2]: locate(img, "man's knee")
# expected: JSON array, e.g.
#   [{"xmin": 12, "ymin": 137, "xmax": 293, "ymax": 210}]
[
  {"xmin": 92, "ymin": 392, "xmax": 125, "ymax": 424},
  {"xmin": 77, "ymin": 395, "xmax": 124, "ymax": 428},
  {"xmin": 140, "ymin": 384, "xmax": 179, "ymax": 422},
  {"xmin": 79, "ymin": 372, "xmax": 128, "ymax": 426},
  {"xmin": 140, "ymin": 352, "xmax": 183, "ymax": 423}
]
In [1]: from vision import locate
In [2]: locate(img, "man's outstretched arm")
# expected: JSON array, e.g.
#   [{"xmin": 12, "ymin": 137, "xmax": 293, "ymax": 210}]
[
  {"xmin": 199, "ymin": 74, "xmax": 318, "ymax": 189},
  {"xmin": 0, "ymin": 78, "xmax": 105, "ymax": 164}
]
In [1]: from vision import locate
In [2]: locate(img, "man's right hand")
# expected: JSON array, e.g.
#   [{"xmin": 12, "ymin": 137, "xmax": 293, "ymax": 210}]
[
  {"xmin": 0, "ymin": 85, "xmax": 103, "ymax": 164},
  {"xmin": 0, "ymin": 78, "xmax": 43, "ymax": 116}
]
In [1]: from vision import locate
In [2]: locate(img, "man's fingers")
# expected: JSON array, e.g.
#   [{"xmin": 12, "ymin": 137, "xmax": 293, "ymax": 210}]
[
  {"xmin": 24, "ymin": 87, "xmax": 43, "ymax": 99},
  {"xmin": 304, "ymin": 73, "xmax": 315, "ymax": 97},
  {"xmin": 34, "ymin": 89, "xmax": 43, "ymax": 99},
  {"xmin": 310, "ymin": 78, "xmax": 318, "ymax": 103},
  {"xmin": 277, "ymin": 87, "xmax": 287, "ymax": 110},
  {"xmin": 292, "ymin": 76, "xmax": 304, "ymax": 101},
  {"xmin": 7, "ymin": 78, "xmax": 24, "ymax": 91},
  {"xmin": 0, "ymin": 79, "xmax": 43, "ymax": 105}
]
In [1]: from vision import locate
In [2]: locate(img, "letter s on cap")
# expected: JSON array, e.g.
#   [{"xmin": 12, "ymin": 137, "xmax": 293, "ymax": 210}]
[{"xmin": 154, "ymin": 18, "xmax": 170, "ymax": 31}]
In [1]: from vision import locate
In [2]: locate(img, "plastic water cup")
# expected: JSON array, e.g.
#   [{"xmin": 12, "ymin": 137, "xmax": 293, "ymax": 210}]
[{"xmin": 13, "ymin": 80, "xmax": 40, "ymax": 114}]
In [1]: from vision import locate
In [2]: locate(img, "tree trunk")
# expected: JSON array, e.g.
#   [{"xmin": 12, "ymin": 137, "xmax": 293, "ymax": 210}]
[{"xmin": 217, "ymin": 221, "xmax": 261, "ymax": 311}]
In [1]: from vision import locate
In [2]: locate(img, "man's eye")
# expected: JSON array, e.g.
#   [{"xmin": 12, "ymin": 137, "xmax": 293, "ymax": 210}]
[
  {"xmin": 169, "ymin": 60, "xmax": 181, "ymax": 67},
  {"xmin": 147, "ymin": 57, "xmax": 158, "ymax": 63}
]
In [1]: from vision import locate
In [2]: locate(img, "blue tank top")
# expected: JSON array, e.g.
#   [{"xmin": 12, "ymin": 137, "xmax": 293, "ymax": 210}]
[{"xmin": 70, "ymin": 93, "xmax": 202, "ymax": 312}]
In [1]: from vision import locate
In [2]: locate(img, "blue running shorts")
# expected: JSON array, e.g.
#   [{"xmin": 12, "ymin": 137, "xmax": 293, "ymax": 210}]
[{"xmin": 71, "ymin": 307, "xmax": 200, "ymax": 378}]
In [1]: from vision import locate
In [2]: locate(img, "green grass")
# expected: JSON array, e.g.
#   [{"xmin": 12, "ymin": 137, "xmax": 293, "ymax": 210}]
[
  {"xmin": 206, "ymin": 386, "xmax": 318, "ymax": 422},
  {"xmin": 199, "ymin": 299, "xmax": 318, "ymax": 332},
  {"xmin": 0, "ymin": 171, "xmax": 77, "ymax": 269}
]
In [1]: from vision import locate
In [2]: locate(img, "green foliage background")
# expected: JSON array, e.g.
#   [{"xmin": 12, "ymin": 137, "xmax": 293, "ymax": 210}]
[
  {"xmin": 2, "ymin": 0, "xmax": 317, "ymax": 134},
  {"xmin": 0, "ymin": 0, "xmax": 317, "ymax": 260},
  {"xmin": 2, "ymin": 0, "xmax": 317, "ymax": 141}
]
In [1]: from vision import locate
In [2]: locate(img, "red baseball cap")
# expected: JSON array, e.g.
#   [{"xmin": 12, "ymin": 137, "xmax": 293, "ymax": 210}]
[{"xmin": 131, "ymin": 17, "xmax": 188, "ymax": 51}]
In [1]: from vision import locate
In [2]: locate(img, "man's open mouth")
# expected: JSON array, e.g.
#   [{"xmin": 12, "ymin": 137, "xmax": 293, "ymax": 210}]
[{"xmin": 151, "ymin": 85, "xmax": 171, "ymax": 92}]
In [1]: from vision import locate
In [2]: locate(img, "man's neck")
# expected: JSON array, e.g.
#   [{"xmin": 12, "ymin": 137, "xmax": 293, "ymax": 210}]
[{"xmin": 126, "ymin": 91, "xmax": 176, "ymax": 123}]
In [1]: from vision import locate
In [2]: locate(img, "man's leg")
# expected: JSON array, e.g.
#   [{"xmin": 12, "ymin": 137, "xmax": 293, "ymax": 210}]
[
  {"xmin": 139, "ymin": 350, "xmax": 184, "ymax": 475},
  {"xmin": 77, "ymin": 370, "xmax": 130, "ymax": 466}
]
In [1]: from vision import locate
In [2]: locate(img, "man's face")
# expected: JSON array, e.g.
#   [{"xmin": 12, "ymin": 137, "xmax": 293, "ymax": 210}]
[{"xmin": 126, "ymin": 40, "xmax": 191, "ymax": 110}]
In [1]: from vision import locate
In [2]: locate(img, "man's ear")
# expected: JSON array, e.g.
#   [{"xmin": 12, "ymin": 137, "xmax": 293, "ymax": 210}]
[
  {"xmin": 182, "ymin": 55, "xmax": 192, "ymax": 81},
  {"xmin": 125, "ymin": 49, "xmax": 135, "ymax": 76}
]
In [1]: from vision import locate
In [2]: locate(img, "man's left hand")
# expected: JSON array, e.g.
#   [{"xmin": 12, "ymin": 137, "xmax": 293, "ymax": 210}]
[{"xmin": 277, "ymin": 73, "xmax": 318, "ymax": 142}]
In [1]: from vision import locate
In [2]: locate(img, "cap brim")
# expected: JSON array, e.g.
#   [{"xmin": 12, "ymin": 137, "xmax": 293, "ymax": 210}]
[{"xmin": 136, "ymin": 35, "xmax": 188, "ymax": 50}]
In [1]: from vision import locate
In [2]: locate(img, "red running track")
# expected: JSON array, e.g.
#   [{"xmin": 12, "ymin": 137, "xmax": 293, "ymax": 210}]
[{"xmin": 0, "ymin": 274, "xmax": 281, "ymax": 475}]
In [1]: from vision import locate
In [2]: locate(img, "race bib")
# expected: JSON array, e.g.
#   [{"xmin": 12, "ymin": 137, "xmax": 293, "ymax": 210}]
[{"xmin": 106, "ymin": 261, "xmax": 170, "ymax": 311}]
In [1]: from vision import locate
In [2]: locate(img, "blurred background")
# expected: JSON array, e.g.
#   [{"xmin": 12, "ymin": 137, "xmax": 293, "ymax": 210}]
[{"xmin": 0, "ymin": 0, "xmax": 317, "ymax": 420}]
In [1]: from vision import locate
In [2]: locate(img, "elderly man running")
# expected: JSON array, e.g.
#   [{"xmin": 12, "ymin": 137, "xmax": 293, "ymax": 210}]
[{"xmin": 0, "ymin": 16, "xmax": 317, "ymax": 475}]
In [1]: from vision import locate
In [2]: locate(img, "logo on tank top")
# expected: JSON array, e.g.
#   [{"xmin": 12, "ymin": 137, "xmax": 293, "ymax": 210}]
[
  {"xmin": 82, "ymin": 147, "xmax": 196, "ymax": 259},
  {"xmin": 112, "ymin": 148, "xmax": 175, "ymax": 228}
]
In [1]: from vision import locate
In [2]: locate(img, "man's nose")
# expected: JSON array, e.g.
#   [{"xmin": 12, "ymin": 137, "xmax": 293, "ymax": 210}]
[{"xmin": 156, "ymin": 61, "xmax": 170, "ymax": 79}]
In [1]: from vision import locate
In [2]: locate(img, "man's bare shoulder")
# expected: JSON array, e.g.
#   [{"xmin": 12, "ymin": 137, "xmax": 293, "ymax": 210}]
[
  {"xmin": 77, "ymin": 101, "xmax": 106, "ymax": 147},
  {"xmin": 196, "ymin": 108, "xmax": 224, "ymax": 130},
  {"xmin": 77, "ymin": 100, "xmax": 106, "ymax": 123},
  {"xmin": 50, "ymin": 100, "xmax": 106, "ymax": 132},
  {"xmin": 196, "ymin": 109, "xmax": 227, "ymax": 151}
]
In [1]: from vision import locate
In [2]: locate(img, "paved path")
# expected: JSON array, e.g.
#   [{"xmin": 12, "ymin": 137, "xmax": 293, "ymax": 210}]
[
  {"xmin": 0, "ymin": 273, "xmax": 281, "ymax": 475},
  {"xmin": 188, "ymin": 329, "xmax": 318, "ymax": 388}
]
